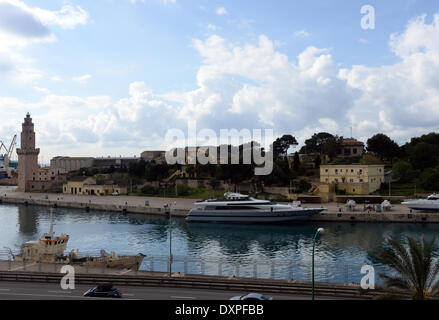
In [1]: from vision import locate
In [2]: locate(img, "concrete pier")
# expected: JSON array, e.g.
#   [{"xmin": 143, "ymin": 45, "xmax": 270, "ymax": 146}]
[{"xmin": 1, "ymin": 186, "xmax": 437, "ymax": 223}]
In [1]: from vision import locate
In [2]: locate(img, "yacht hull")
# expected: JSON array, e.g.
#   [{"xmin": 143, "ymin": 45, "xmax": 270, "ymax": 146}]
[
  {"xmin": 186, "ymin": 208, "xmax": 324, "ymax": 224},
  {"xmin": 402, "ymin": 201, "xmax": 439, "ymax": 212}
]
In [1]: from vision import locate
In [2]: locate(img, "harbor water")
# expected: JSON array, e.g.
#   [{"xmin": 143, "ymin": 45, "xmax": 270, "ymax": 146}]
[{"xmin": 1, "ymin": 203, "xmax": 438, "ymax": 284}]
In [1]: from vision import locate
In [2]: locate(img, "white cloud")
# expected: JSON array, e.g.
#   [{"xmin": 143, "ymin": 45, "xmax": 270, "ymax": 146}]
[
  {"xmin": 216, "ymin": 7, "xmax": 227, "ymax": 16},
  {"xmin": 0, "ymin": 82, "xmax": 182, "ymax": 159},
  {"xmin": 4, "ymin": 11, "xmax": 439, "ymax": 159},
  {"xmin": 0, "ymin": 0, "xmax": 90, "ymax": 83},
  {"xmin": 72, "ymin": 74, "xmax": 92, "ymax": 84},
  {"xmin": 339, "ymin": 12, "xmax": 439, "ymax": 142},
  {"xmin": 207, "ymin": 24, "xmax": 221, "ymax": 31},
  {"xmin": 130, "ymin": 0, "xmax": 176, "ymax": 4},
  {"xmin": 1, "ymin": 0, "xmax": 89, "ymax": 30},
  {"xmin": 293, "ymin": 30, "xmax": 310, "ymax": 38}
]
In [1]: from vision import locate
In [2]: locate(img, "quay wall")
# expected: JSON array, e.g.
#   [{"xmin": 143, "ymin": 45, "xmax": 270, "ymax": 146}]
[
  {"xmin": 0, "ymin": 196, "xmax": 188, "ymax": 217},
  {"xmin": 1, "ymin": 192, "xmax": 439, "ymax": 223},
  {"xmin": 310, "ymin": 210, "xmax": 439, "ymax": 223}
]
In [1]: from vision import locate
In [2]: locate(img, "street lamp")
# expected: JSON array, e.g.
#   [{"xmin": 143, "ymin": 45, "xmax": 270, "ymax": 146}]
[
  {"xmin": 312, "ymin": 227, "xmax": 325, "ymax": 300},
  {"xmin": 169, "ymin": 201, "xmax": 176, "ymax": 277}
]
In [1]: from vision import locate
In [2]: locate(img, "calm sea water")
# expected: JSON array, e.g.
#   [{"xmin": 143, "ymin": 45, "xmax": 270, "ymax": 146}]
[{"xmin": 1, "ymin": 204, "xmax": 438, "ymax": 284}]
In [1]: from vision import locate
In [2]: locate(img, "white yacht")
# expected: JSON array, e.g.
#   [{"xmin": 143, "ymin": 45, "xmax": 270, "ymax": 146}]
[
  {"xmin": 402, "ymin": 194, "xmax": 439, "ymax": 212},
  {"xmin": 186, "ymin": 192, "xmax": 325, "ymax": 224}
]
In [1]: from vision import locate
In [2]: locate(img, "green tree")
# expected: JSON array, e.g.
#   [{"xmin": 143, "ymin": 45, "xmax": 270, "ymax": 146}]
[
  {"xmin": 314, "ymin": 154, "xmax": 321, "ymax": 168},
  {"xmin": 375, "ymin": 236, "xmax": 439, "ymax": 300},
  {"xmin": 293, "ymin": 152, "xmax": 300, "ymax": 171},
  {"xmin": 392, "ymin": 161, "xmax": 415, "ymax": 183},
  {"xmin": 420, "ymin": 168, "xmax": 439, "ymax": 191},
  {"xmin": 409, "ymin": 142, "xmax": 439, "ymax": 170},
  {"xmin": 176, "ymin": 184, "xmax": 191, "ymax": 196},
  {"xmin": 367, "ymin": 134, "xmax": 400, "ymax": 163},
  {"xmin": 272, "ymin": 134, "xmax": 298, "ymax": 158},
  {"xmin": 360, "ymin": 153, "xmax": 382, "ymax": 165},
  {"xmin": 407, "ymin": 132, "xmax": 439, "ymax": 148},
  {"xmin": 294, "ymin": 179, "xmax": 312, "ymax": 193},
  {"xmin": 301, "ymin": 132, "xmax": 340, "ymax": 159},
  {"xmin": 141, "ymin": 184, "xmax": 157, "ymax": 195},
  {"xmin": 208, "ymin": 178, "xmax": 220, "ymax": 190}
]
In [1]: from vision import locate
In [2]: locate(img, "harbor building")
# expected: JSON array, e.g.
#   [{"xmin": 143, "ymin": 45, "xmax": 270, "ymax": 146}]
[
  {"xmin": 319, "ymin": 164, "xmax": 385, "ymax": 195},
  {"xmin": 63, "ymin": 176, "xmax": 127, "ymax": 196},
  {"xmin": 50, "ymin": 157, "xmax": 94, "ymax": 172},
  {"xmin": 337, "ymin": 137, "xmax": 365, "ymax": 158},
  {"xmin": 51, "ymin": 156, "xmax": 139, "ymax": 172},
  {"xmin": 16, "ymin": 114, "xmax": 40, "ymax": 191},
  {"xmin": 16, "ymin": 113, "xmax": 67, "ymax": 192},
  {"xmin": 141, "ymin": 150, "xmax": 166, "ymax": 163}
]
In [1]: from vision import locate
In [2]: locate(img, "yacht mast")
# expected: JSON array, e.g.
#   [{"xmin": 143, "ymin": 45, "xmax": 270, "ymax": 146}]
[{"xmin": 49, "ymin": 210, "xmax": 54, "ymax": 238}]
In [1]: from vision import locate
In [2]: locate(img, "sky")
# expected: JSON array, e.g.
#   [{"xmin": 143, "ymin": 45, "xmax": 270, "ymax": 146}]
[{"xmin": 1, "ymin": 0, "xmax": 439, "ymax": 163}]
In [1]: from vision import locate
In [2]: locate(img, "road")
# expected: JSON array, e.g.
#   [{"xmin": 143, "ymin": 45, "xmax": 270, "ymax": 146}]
[{"xmin": 0, "ymin": 281, "xmax": 321, "ymax": 300}]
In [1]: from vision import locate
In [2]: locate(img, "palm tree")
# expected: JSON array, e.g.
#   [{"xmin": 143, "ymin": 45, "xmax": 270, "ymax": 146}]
[{"xmin": 376, "ymin": 235, "xmax": 439, "ymax": 300}]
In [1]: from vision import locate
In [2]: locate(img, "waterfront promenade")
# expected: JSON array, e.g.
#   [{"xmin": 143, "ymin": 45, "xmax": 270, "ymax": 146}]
[{"xmin": 1, "ymin": 186, "xmax": 437, "ymax": 223}]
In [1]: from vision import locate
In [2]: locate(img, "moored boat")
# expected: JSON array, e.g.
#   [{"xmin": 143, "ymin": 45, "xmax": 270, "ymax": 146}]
[
  {"xmin": 186, "ymin": 192, "xmax": 325, "ymax": 224},
  {"xmin": 13, "ymin": 212, "xmax": 145, "ymax": 270},
  {"xmin": 402, "ymin": 194, "xmax": 439, "ymax": 212}
]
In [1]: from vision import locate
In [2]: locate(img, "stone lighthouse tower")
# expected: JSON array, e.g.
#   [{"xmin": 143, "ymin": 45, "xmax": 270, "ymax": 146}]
[{"xmin": 16, "ymin": 113, "xmax": 40, "ymax": 192}]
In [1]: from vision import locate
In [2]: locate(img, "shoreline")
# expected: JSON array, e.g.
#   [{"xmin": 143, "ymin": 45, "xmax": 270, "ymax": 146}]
[{"xmin": 1, "ymin": 186, "xmax": 438, "ymax": 223}]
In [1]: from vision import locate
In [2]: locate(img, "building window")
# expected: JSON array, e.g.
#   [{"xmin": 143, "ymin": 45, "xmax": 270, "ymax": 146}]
[
  {"xmin": 353, "ymin": 148, "xmax": 357, "ymax": 154},
  {"xmin": 360, "ymin": 179, "xmax": 363, "ymax": 182}
]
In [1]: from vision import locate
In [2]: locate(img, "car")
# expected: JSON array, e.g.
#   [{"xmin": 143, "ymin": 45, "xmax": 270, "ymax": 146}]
[
  {"xmin": 111, "ymin": 191, "xmax": 119, "ymax": 196},
  {"xmin": 230, "ymin": 293, "xmax": 273, "ymax": 300},
  {"xmin": 83, "ymin": 284, "xmax": 122, "ymax": 298}
]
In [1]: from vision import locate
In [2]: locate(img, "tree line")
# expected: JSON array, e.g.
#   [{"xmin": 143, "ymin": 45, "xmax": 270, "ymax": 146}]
[{"xmin": 70, "ymin": 131, "xmax": 439, "ymax": 191}]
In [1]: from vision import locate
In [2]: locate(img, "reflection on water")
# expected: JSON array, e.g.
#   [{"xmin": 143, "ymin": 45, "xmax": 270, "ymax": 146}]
[
  {"xmin": 17, "ymin": 205, "xmax": 39, "ymax": 234},
  {"xmin": 1, "ymin": 204, "xmax": 439, "ymax": 283}
]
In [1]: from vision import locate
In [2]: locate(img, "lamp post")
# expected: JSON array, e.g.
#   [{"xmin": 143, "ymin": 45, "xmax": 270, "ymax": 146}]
[
  {"xmin": 169, "ymin": 201, "xmax": 176, "ymax": 277},
  {"xmin": 312, "ymin": 227, "xmax": 324, "ymax": 300}
]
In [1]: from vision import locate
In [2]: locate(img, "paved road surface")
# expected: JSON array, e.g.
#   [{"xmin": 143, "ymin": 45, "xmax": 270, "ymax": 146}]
[{"xmin": 0, "ymin": 281, "xmax": 324, "ymax": 300}]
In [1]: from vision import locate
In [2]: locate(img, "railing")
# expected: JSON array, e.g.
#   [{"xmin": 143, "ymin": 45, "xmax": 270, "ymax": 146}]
[
  {"xmin": 0, "ymin": 250, "xmax": 386, "ymax": 285},
  {"xmin": 141, "ymin": 255, "xmax": 382, "ymax": 284}
]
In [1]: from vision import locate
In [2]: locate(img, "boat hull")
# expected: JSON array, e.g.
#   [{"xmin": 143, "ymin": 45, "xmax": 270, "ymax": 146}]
[
  {"xmin": 402, "ymin": 201, "xmax": 439, "ymax": 212},
  {"xmin": 186, "ymin": 208, "xmax": 324, "ymax": 224},
  {"xmin": 85, "ymin": 255, "xmax": 145, "ymax": 270}
]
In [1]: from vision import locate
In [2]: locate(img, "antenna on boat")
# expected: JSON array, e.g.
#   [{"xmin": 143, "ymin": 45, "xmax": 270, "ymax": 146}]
[{"xmin": 49, "ymin": 209, "xmax": 54, "ymax": 238}]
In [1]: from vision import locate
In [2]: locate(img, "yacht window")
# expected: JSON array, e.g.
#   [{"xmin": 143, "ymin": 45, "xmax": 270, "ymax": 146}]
[{"xmin": 214, "ymin": 206, "xmax": 260, "ymax": 210}]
